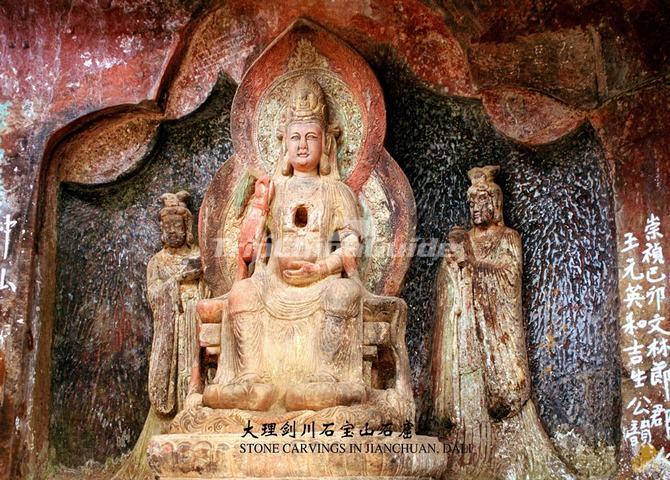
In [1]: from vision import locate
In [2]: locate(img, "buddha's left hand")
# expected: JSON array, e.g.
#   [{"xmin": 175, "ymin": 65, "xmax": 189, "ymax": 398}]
[{"xmin": 283, "ymin": 260, "xmax": 323, "ymax": 285}]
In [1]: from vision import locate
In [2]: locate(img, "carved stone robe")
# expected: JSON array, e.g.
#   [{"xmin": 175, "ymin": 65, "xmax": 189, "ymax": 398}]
[
  {"xmin": 432, "ymin": 219, "xmax": 578, "ymax": 479},
  {"xmin": 434, "ymin": 228, "xmax": 530, "ymax": 418},
  {"xmin": 470, "ymin": 227, "xmax": 530, "ymax": 419},
  {"xmin": 147, "ymin": 245, "xmax": 206, "ymax": 415},
  {"xmin": 232, "ymin": 176, "xmax": 364, "ymax": 386},
  {"xmin": 113, "ymin": 245, "xmax": 206, "ymax": 480}
]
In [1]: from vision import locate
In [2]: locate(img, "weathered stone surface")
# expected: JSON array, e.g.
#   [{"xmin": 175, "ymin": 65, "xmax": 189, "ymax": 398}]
[
  {"xmin": 180, "ymin": 33, "xmax": 421, "ymax": 480},
  {"xmin": 590, "ymin": 84, "xmax": 670, "ymax": 478},
  {"xmin": 482, "ymin": 88, "xmax": 585, "ymax": 145},
  {"xmin": 437, "ymin": 0, "xmax": 670, "ymax": 101},
  {"xmin": 50, "ymin": 77, "xmax": 236, "ymax": 466},
  {"xmin": 431, "ymin": 164, "xmax": 574, "ymax": 478},
  {"xmin": 0, "ymin": 3, "xmax": 198, "ymax": 476},
  {"xmin": 380, "ymin": 66, "xmax": 619, "ymax": 456},
  {"xmin": 49, "ymin": 1, "xmax": 193, "ymax": 116},
  {"xmin": 57, "ymin": 110, "xmax": 162, "ymax": 184},
  {"xmin": 109, "ymin": 188, "xmax": 205, "ymax": 480},
  {"xmin": 0, "ymin": 350, "xmax": 5, "ymax": 408},
  {"xmin": 597, "ymin": 3, "xmax": 670, "ymax": 98},
  {"xmin": 148, "ymin": 433, "xmax": 447, "ymax": 479},
  {"xmin": 164, "ymin": 0, "xmax": 474, "ymax": 119},
  {"xmin": 199, "ymin": 20, "xmax": 415, "ymax": 298},
  {"xmin": 469, "ymin": 28, "xmax": 601, "ymax": 108}
]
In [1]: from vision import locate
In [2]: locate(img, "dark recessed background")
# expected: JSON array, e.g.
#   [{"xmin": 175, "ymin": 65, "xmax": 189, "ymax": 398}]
[{"xmin": 50, "ymin": 61, "xmax": 619, "ymax": 465}]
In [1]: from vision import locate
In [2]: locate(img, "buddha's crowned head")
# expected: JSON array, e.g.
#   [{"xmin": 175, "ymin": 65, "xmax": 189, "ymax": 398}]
[
  {"xmin": 278, "ymin": 75, "xmax": 341, "ymax": 178},
  {"xmin": 467, "ymin": 165, "xmax": 504, "ymax": 227}
]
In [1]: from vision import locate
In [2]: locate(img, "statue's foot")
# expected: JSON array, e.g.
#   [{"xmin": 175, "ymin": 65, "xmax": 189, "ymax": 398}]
[
  {"xmin": 306, "ymin": 371, "xmax": 338, "ymax": 383},
  {"xmin": 203, "ymin": 381, "xmax": 278, "ymax": 411},
  {"xmin": 285, "ymin": 382, "xmax": 366, "ymax": 411}
]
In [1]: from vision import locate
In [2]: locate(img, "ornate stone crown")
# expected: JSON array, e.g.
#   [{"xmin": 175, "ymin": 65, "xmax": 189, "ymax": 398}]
[
  {"xmin": 286, "ymin": 75, "xmax": 328, "ymax": 125},
  {"xmin": 159, "ymin": 190, "xmax": 192, "ymax": 220},
  {"xmin": 467, "ymin": 165, "xmax": 500, "ymax": 186},
  {"xmin": 467, "ymin": 165, "xmax": 504, "ymax": 225}
]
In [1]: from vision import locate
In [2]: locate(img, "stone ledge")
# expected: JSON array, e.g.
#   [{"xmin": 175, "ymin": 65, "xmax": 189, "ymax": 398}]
[{"xmin": 148, "ymin": 433, "xmax": 449, "ymax": 479}]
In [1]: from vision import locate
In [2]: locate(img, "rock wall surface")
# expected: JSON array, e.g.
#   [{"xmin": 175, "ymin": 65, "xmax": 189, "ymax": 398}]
[{"xmin": 0, "ymin": 1, "xmax": 668, "ymax": 478}]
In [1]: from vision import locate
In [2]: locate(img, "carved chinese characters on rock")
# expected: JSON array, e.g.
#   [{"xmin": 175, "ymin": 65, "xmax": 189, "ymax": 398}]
[
  {"xmin": 0, "ymin": 214, "xmax": 17, "ymax": 293},
  {"xmin": 114, "ymin": 191, "xmax": 207, "ymax": 480},
  {"xmin": 431, "ymin": 166, "xmax": 574, "ymax": 479},
  {"xmin": 0, "ymin": 214, "xmax": 14, "ymax": 412},
  {"xmin": 621, "ymin": 213, "xmax": 670, "ymax": 459}
]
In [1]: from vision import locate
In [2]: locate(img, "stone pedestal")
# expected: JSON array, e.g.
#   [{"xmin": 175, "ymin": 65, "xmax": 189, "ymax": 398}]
[{"xmin": 148, "ymin": 433, "xmax": 449, "ymax": 479}]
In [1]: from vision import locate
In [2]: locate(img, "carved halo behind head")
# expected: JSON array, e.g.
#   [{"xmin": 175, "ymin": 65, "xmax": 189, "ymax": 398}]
[
  {"xmin": 200, "ymin": 21, "xmax": 414, "ymax": 297},
  {"xmin": 252, "ymin": 39, "xmax": 364, "ymax": 181}
]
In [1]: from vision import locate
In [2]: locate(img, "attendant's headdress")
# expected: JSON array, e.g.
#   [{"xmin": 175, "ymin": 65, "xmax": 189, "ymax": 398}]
[
  {"xmin": 159, "ymin": 190, "xmax": 194, "ymax": 245},
  {"xmin": 467, "ymin": 165, "xmax": 504, "ymax": 226}
]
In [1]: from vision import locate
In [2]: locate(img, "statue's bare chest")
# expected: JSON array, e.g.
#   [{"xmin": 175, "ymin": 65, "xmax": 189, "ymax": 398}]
[{"xmin": 276, "ymin": 180, "xmax": 325, "ymax": 234}]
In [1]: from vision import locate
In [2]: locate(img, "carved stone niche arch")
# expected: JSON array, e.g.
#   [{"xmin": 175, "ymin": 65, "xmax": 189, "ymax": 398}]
[
  {"xmin": 40, "ymin": 18, "xmax": 419, "ymax": 467},
  {"xmin": 30, "ymin": 9, "xmax": 618, "ymax": 480},
  {"xmin": 42, "ymin": 95, "xmax": 233, "ymax": 465},
  {"xmin": 198, "ymin": 20, "xmax": 415, "ymax": 298}
]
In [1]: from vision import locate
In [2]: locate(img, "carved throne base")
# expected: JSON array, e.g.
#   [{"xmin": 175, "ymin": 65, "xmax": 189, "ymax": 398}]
[{"xmin": 148, "ymin": 433, "xmax": 448, "ymax": 479}]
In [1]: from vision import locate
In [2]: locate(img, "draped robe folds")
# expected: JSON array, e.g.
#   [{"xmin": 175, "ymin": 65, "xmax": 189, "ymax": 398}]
[
  {"xmin": 433, "ymin": 227, "xmax": 529, "ymax": 425},
  {"xmin": 471, "ymin": 227, "xmax": 530, "ymax": 419},
  {"xmin": 430, "ymin": 226, "xmax": 583, "ymax": 479},
  {"xmin": 432, "ymin": 254, "xmax": 481, "ymax": 427},
  {"xmin": 147, "ymin": 246, "xmax": 206, "ymax": 415},
  {"xmin": 231, "ymin": 176, "xmax": 364, "ymax": 386},
  {"xmin": 112, "ymin": 246, "xmax": 206, "ymax": 480},
  {"xmin": 432, "ymin": 244, "xmax": 493, "ymax": 473}
]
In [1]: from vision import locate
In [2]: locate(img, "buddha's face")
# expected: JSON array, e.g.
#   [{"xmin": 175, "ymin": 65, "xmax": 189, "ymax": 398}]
[
  {"xmin": 469, "ymin": 190, "xmax": 495, "ymax": 226},
  {"xmin": 161, "ymin": 214, "xmax": 187, "ymax": 248},
  {"xmin": 286, "ymin": 121, "xmax": 323, "ymax": 175}
]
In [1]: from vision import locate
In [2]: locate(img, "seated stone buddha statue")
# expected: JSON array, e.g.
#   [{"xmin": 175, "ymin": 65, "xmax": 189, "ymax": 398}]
[{"xmin": 191, "ymin": 74, "xmax": 413, "ymax": 428}]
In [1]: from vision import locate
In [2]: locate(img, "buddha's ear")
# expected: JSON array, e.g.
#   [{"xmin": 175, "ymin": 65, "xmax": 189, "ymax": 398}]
[
  {"xmin": 319, "ymin": 141, "xmax": 331, "ymax": 176},
  {"xmin": 277, "ymin": 110, "xmax": 288, "ymax": 143},
  {"xmin": 276, "ymin": 123, "xmax": 292, "ymax": 177},
  {"xmin": 321, "ymin": 132, "xmax": 342, "ymax": 180},
  {"xmin": 276, "ymin": 128, "xmax": 286, "ymax": 158},
  {"xmin": 328, "ymin": 123, "xmax": 341, "ymax": 139}
]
